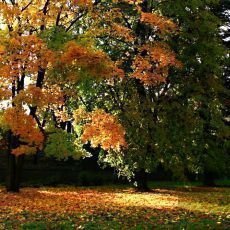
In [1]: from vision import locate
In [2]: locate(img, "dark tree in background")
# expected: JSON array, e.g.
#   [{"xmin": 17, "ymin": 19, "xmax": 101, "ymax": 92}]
[{"xmin": 159, "ymin": 0, "xmax": 229, "ymax": 185}]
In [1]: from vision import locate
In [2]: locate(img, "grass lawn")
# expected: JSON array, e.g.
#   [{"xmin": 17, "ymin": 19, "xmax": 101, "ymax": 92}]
[{"xmin": 0, "ymin": 185, "xmax": 229, "ymax": 229}]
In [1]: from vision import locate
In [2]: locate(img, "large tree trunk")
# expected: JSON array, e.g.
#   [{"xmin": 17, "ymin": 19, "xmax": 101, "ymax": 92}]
[
  {"xmin": 6, "ymin": 132, "xmax": 24, "ymax": 192},
  {"xmin": 135, "ymin": 169, "xmax": 149, "ymax": 192},
  {"xmin": 203, "ymin": 168, "xmax": 216, "ymax": 187},
  {"xmin": 6, "ymin": 154, "xmax": 24, "ymax": 192}
]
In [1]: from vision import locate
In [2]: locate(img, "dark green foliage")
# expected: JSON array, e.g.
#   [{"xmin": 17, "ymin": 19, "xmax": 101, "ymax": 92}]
[
  {"xmin": 158, "ymin": 0, "xmax": 229, "ymax": 183},
  {"xmin": 40, "ymin": 26, "xmax": 73, "ymax": 51}
]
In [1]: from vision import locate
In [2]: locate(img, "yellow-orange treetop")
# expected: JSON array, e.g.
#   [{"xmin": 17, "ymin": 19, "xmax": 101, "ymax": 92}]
[{"xmin": 0, "ymin": 0, "xmax": 126, "ymax": 156}]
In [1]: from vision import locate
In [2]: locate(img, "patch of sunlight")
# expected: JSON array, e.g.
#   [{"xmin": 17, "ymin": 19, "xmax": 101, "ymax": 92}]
[
  {"xmin": 113, "ymin": 192, "xmax": 179, "ymax": 208},
  {"xmin": 38, "ymin": 189, "xmax": 82, "ymax": 197},
  {"xmin": 178, "ymin": 200, "xmax": 230, "ymax": 215}
]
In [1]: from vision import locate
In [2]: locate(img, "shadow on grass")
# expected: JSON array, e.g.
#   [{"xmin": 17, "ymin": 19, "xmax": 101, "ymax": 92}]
[{"xmin": 1, "ymin": 205, "xmax": 229, "ymax": 230}]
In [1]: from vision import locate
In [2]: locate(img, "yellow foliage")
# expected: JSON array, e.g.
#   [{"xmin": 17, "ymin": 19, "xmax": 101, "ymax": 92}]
[
  {"xmin": 12, "ymin": 145, "xmax": 37, "ymax": 156},
  {"xmin": 141, "ymin": 12, "xmax": 178, "ymax": 33},
  {"xmin": 2, "ymin": 107, "xmax": 44, "ymax": 155},
  {"xmin": 73, "ymin": 107, "xmax": 89, "ymax": 124},
  {"xmin": 0, "ymin": 35, "xmax": 54, "ymax": 79},
  {"xmin": 132, "ymin": 43, "xmax": 182, "ymax": 85},
  {"xmin": 14, "ymin": 85, "xmax": 64, "ymax": 108},
  {"xmin": 0, "ymin": 0, "xmax": 92, "ymax": 33},
  {"xmin": 81, "ymin": 109, "xmax": 127, "ymax": 151},
  {"xmin": 58, "ymin": 41, "xmax": 124, "ymax": 80}
]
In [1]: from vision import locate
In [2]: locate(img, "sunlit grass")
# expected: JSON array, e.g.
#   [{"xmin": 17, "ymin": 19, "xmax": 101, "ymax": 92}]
[{"xmin": 0, "ymin": 185, "xmax": 229, "ymax": 229}]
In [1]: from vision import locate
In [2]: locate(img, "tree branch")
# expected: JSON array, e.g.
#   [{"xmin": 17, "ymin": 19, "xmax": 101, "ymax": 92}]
[{"xmin": 21, "ymin": 0, "xmax": 33, "ymax": 12}]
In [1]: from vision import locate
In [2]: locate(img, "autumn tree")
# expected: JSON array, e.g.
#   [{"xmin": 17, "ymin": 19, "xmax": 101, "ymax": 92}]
[
  {"xmin": 0, "ymin": 0, "xmax": 126, "ymax": 192},
  {"xmin": 74, "ymin": 0, "xmax": 228, "ymax": 188},
  {"xmin": 70, "ymin": 0, "xmax": 182, "ymax": 190}
]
